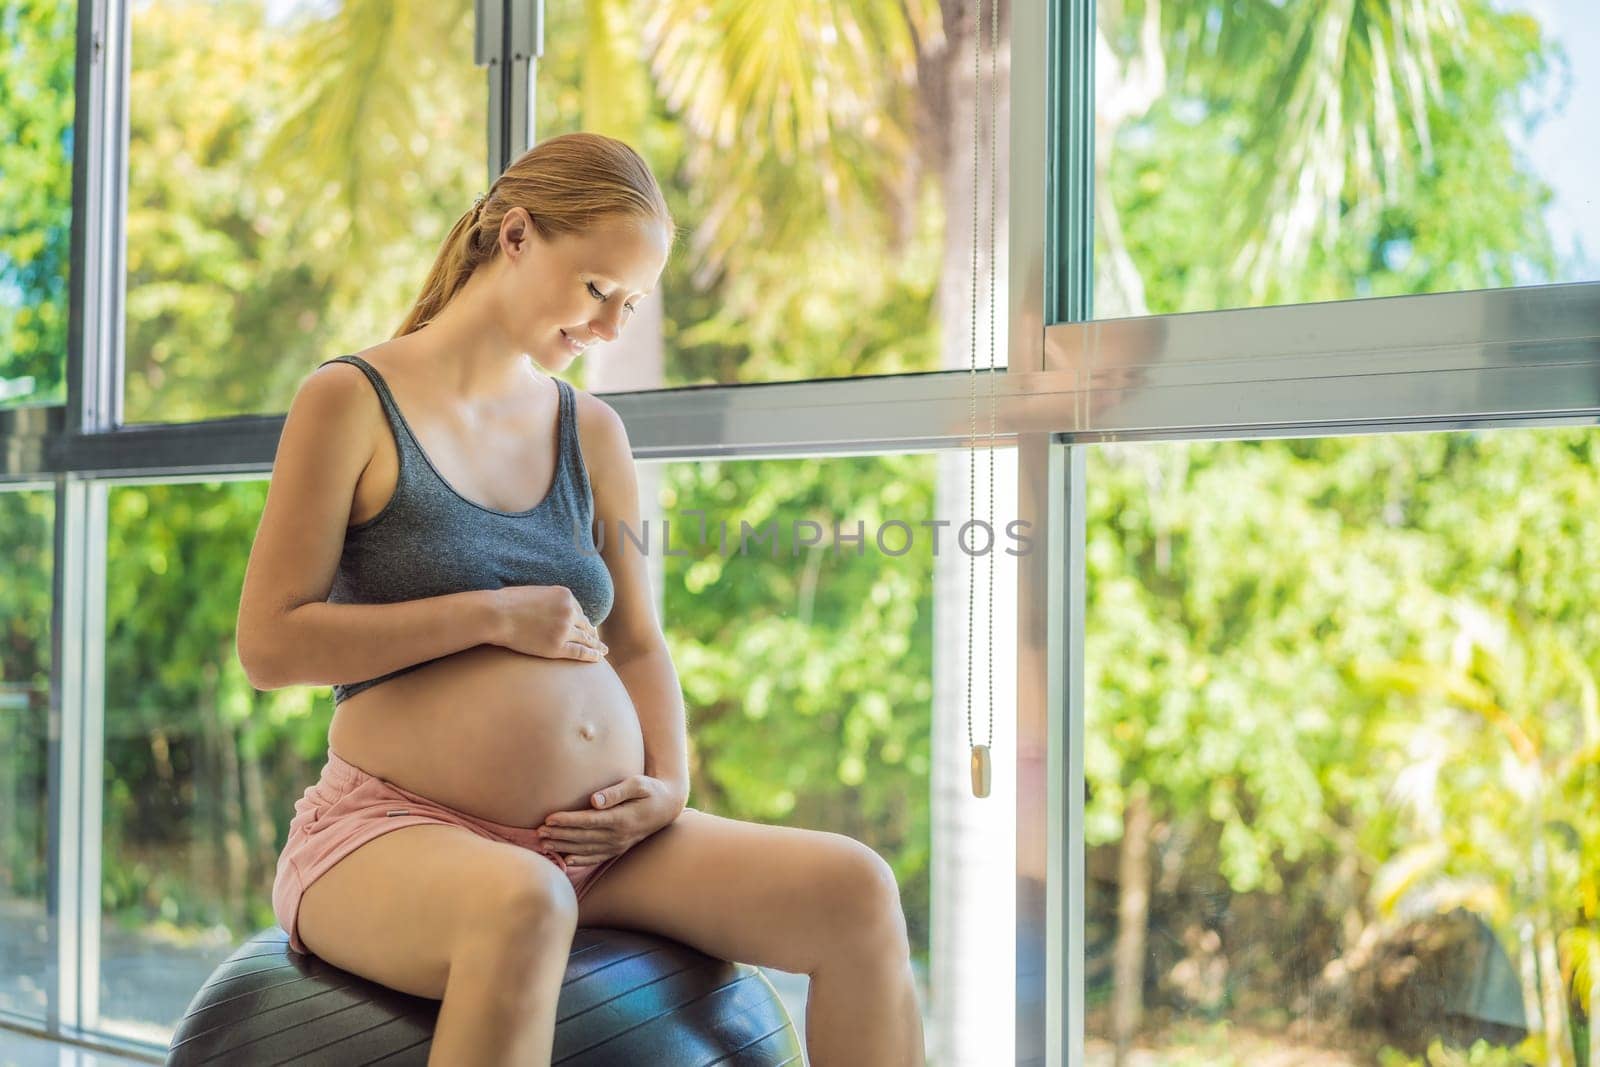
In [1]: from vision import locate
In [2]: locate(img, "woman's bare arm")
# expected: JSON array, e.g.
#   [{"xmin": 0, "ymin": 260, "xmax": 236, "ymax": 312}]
[
  {"xmin": 578, "ymin": 391, "xmax": 690, "ymax": 803},
  {"xmin": 249, "ymin": 592, "xmax": 505, "ymax": 690},
  {"xmin": 235, "ymin": 362, "xmax": 506, "ymax": 690}
]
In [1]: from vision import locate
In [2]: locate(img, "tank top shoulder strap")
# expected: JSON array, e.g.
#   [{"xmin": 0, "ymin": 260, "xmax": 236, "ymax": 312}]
[
  {"xmin": 552, "ymin": 376, "xmax": 594, "ymax": 515},
  {"xmin": 318, "ymin": 354, "xmax": 414, "ymax": 449},
  {"xmin": 553, "ymin": 376, "xmax": 575, "ymax": 447}
]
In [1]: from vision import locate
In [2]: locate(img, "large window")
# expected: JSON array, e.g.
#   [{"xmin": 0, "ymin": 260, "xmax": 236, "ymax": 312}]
[
  {"xmin": 0, "ymin": 0, "xmax": 75, "ymax": 409},
  {"xmin": 80, "ymin": 454, "xmax": 1013, "ymax": 1053},
  {"xmin": 1093, "ymin": 0, "xmax": 1600, "ymax": 318},
  {"xmin": 120, "ymin": 0, "xmax": 486, "ymax": 425},
  {"xmin": 1083, "ymin": 429, "xmax": 1599, "ymax": 1064},
  {"xmin": 0, "ymin": 488, "xmax": 53, "ymax": 1024}
]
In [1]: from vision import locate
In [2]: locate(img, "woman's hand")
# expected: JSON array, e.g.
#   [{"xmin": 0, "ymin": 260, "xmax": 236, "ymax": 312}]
[
  {"xmin": 491, "ymin": 584, "xmax": 609, "ymax": 661},
  {"xmin": 536, "ymin": 775, "xmax": 686, "ymax": 868}
]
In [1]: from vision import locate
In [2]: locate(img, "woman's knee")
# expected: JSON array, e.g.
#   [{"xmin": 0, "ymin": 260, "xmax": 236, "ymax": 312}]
[
  {"xmin": 476, "ymin": 854, "xmax": 578, "ymax": 934},
  {"xmin": 820, "ymin": 836, "xmax": 911, "ymax": 956},
  {"xmin": 455, "ymin": 854, "xmax": 579, "ymax": 964}
]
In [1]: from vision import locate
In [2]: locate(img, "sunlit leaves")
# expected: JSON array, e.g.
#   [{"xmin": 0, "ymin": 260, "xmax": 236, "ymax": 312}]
[
  {"xmin": 0, "ymin": 0, "xmax": 74, "ymax": 405},
  {"xmin": 1100, "ymin": 0, "xmax": 1561, "ymax": 312},
  {"xmin": 641, "ymin": 0, "xmax": 937, "ymax": 288},
  {"xmin": 1088, "ymin": 428, "xmax": 1600, "ymax": 1057}
]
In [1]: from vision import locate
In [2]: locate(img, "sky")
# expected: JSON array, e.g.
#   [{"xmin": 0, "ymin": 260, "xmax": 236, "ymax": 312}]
[{"xmin": 1509, "ymin": 0, "xmax": 1600, "ymax": 281}]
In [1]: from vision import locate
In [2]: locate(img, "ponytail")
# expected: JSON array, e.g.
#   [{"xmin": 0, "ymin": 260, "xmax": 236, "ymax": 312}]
[{"xmin": 392, "ymin": 201, "xmax": 491, "ymax": 338}]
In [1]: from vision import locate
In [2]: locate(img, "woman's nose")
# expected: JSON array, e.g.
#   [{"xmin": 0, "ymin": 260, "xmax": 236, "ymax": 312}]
[{"xmin": 590, "ymin": 305, "xmax": 627, "ymax": 342}]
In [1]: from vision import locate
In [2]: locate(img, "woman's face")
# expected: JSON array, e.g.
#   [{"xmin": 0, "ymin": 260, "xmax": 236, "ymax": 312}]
[{"xmin": 496, "ymin": 211, "xmax": 670, "ymax": 373}]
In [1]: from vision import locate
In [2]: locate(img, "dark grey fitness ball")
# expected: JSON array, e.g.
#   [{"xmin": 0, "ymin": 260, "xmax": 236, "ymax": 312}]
[{"xmin": 165, "ymin": 926, "xmax": 802, "ymax": 1065}]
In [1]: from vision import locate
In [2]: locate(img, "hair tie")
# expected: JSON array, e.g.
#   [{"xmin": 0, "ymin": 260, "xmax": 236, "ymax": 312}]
[{"xmin": 471, "ymin": 194, "xmax": 487, "ymax": 219}]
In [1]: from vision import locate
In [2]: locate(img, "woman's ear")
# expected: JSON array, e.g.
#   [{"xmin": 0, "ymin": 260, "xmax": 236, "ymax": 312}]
[
  {"xmin": 498, "ymin": 208, "xmax": 523, "ymax": 256},
  {"xmin": 500, "ymin": 208, "xmax": 543, "ymax": 260}
]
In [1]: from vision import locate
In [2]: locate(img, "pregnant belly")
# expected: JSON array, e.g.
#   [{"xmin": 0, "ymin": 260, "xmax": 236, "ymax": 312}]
[{"xmin": 326, "ymin": 645, "xmax": 647, "ymax": 827}]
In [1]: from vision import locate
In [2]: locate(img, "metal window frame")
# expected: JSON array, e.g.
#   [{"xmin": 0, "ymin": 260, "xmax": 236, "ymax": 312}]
[
  {"xmin": 35, "ymin": 0, "xmax": 130, "ymax": 1047},
  {"xmin": 5, "ymin": 0, "xmax": 1600, "ymax": 1063},
  {"xmin": 476, "ymin": 0, "xmax": 542, "ymax": 180}
]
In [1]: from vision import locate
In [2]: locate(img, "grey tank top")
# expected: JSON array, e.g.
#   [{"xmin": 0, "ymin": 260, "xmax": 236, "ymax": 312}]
[{"xmin": 320, "ymin": 354, "xmax": 614, "ymax": 704}]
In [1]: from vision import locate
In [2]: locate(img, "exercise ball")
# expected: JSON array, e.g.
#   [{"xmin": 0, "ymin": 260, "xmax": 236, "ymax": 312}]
[{"xmin": 166, "ymin": 926, "xmax": 802, "ymax": 1065}]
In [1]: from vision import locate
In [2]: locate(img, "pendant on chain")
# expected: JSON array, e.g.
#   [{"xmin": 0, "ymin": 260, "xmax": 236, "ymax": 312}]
[{"xmin": 970, "ymin": 743, "xmax": 991, "ymax": 798}]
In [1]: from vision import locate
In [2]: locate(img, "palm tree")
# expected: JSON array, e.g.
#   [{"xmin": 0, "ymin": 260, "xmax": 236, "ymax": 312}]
[
  {"xmin": 1364, "ymin": 606, "xmax": 1599, "ymax": 1067},
  {"xmin": 1095, "ymin": 0, "xmax": 1472, "ymax": 317},
  {"xmin": 257, "ymin": 0, "xmax": 480, "ymax": 279}
]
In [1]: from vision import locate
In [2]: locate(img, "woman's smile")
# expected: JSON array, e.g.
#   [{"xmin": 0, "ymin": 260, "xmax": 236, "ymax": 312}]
[{"xmin": 560, "ymin": 328, "xmax": 590, "ymax": 354}]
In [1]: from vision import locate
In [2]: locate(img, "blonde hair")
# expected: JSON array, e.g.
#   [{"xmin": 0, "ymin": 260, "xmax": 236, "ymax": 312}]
[{"xmin": 394, "ymin": 132, "xmax": 675, "ymax": 338}]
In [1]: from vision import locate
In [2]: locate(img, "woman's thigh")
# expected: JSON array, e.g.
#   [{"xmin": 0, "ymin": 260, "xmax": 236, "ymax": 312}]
[
  {"xmin": 575, "ymin": 808, "xmax": 907, "ymax": 976},
  {"xmin": 295, "ymin": 823, "xmax": 577, "ymax": 999}
]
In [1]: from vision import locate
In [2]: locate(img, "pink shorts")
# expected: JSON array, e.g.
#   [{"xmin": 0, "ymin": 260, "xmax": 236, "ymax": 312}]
[{"xmin": 272, "ymin": 748, "xmax": 624, "ymax": 955}]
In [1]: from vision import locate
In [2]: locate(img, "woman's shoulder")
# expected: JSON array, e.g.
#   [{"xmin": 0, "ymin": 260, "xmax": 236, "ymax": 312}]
[
  {"xmin": 568, "ymin": 385, "xmax": 632, "ymax": 487},
  {"xmin": 569, "ymin": 383, "xmax": 625, "ymax": 439},
  {"xmin": 343, "ymin": 337, "xmax": 413, "ymax": 377}
]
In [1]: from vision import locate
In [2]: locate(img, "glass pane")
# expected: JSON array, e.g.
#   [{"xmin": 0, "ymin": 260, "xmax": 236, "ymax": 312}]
[
  {"xmin": 141, "ymin": 444, "xmax": 1012, "ymax": 1060},
  {"xmin": 1093, "ymin": 0, "xmax": 1600, "ymax": 318},
  {"xmin": 0, "ymin": 488, "xmax": 54, "ymax": 1023},
  {"xmin": 121, "ymin": 0, "xmax": 486, "ymax": 425},
  {"xmin": 1084, "ymin": 430, "xmax": 1600, "ymax": 1064},
  {"xmin": 0, "ymin": 0, "xmax": 76, "ymax": 409},
  {"xmin": 642, "ymin": 451, "xmax": 1022, "ymax": 1062},
  {"xmin": 99, "ymin": 480, "xmax": 331, "ymax": 1043},
  {"xmin": 647, "ymin": 455, "xmax": 945, "ymax": 1039},
  {"xmin": 536, "ymin": 0, "xmax": 1001, "ymax": 390}
]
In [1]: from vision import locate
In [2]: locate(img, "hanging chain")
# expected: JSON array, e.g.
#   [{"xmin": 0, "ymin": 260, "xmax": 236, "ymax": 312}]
[
  {"xmin": 966, "ymin": 0, "xmax": 979, "ymax": 757},
  {"xmin": 987, "ymin": 0, "xmax": 998, "ymax": 754},
  {"xmin": 968, "ymin": 0, "xmax": 998, "ymax": 798}
]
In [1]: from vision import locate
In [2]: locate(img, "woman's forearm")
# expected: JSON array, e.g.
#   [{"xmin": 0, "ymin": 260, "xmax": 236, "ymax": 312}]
[
  {"xmin": 610, "ymin": 643, "xmax": 690, "ymax": 805},
  {"xmin": 242, "ymin": 588, "xmax": 502, "ymax": 690}
]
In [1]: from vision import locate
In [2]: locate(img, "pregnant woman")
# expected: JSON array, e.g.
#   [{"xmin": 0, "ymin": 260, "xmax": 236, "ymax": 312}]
[{"xmin": 235, "ymin": 132, "xmax": 926, "ymax": 1066}]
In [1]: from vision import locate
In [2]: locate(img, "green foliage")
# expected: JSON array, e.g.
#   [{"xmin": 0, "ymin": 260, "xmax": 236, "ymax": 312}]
[
  {"xmin": 0, "ymin": 490, "xmax": 52, "ymax": 899},
  {"xmin": 118, "ymin": 0, "xmax": 483, "ymax": 424},
  {"xmin": 1101, "ymin": 0, "xmax": 1563, "ymax": 314},
  {"xmin": 1378, "ymin": 1036, "xmax": 1533, "ymax": 1066},
  {"xmin": 99, "ymin": 481, "xmax": 333, "ymax": 933},
  {"xmin": 0, "ymin": 0, "xmax": 74, "ymax": 406},
  {"xmin": 614, "ymin": 0, "xmax": 940, "ymax": 307},
  {"xmin": 537, "ymin": 0, "xmax": 943, "ymax": 387},
  {"xmin": 120, "ymin": 1, "xmax": 337, "ymax": 422},
  {"xmin": 656, "ymin": 455, "xmax": 938, "ymax": 944},
  {"xmin": 1087, "ymin": 429, "xmax": 1600, "ymax": 1059}
]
